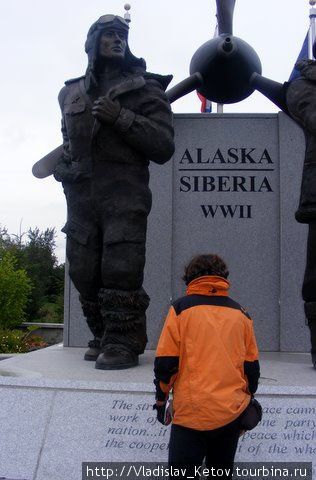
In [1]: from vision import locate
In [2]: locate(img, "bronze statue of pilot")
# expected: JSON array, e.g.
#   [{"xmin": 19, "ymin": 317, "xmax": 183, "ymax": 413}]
[
  {"xmin": 251, "ymin": 42, "xmax": 316, "ymax": 369},
  {"xmin": 54, "ymin": 15, "xmax": 175, "ymax": 369},
  {"xmin": 286, "ymin": 53, "xmax": 316, "ymax": 370}
]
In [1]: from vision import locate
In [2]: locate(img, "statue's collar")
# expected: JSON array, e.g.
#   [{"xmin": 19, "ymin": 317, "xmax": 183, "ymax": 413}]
[
  {"xmin": 108, "ymin": 74, "xmax": 146, "ymax": 100},
  {"xmin": 295, "ymin": 59, "xmax": 316, "ymax": 82},
  {"xmin": 84, "ymin": 72, "xmax": 146, "ymax": 99}
]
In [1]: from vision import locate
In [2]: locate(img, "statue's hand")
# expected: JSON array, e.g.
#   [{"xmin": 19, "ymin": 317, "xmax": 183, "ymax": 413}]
[{"xmin": 92, "ymin": 96, "xmax": 121, "ymax": 125}]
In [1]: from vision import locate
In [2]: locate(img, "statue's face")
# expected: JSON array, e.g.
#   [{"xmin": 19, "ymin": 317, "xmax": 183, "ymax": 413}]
[{"xmin": 98, "ymin": 28, "xmax": 127, "ymax": 60}]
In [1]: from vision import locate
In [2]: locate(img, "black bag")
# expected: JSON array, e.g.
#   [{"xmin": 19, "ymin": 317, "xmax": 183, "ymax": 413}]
[{"xmin": 239, "ymin": 397, "xmax": 262, "ymax": 430}]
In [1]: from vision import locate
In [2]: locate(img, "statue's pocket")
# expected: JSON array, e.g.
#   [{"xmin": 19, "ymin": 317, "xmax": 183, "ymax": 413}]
[
  {"xmin": 64, "ymin": 102, "xmax": 87, "ymax": 138},
  {"xmin": 61, "ymin": 219, "xmax": 90, "ymax": 246},
  {"xmin": 103, "ymin": 217, "xmax": 147, "ymax": 246},
  {"xmin": 296, "ymin": 162, "xmax": 316, "ymax": 223},
  {"xmin": 64, "ymin": 102, "xmax": 86, "ymax": 115}
]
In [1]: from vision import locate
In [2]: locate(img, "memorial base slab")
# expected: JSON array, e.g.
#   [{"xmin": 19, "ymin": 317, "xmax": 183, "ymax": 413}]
[{"xmin": 0, "ymin": 345, "xmax": 315, "ymax": 480}]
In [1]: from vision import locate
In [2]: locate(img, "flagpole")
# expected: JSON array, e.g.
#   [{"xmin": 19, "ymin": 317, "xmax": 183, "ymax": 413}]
[
  {"xmin": 215, "ymin": 13, "xmax": 224, "ymax": 112},
  {"xmin": 217, "ymin": 104, "xmax": 224, "ymax": 113},
  {"xmin": 308, "ymin": 0, "xmax": 316, "ymax": 59}
]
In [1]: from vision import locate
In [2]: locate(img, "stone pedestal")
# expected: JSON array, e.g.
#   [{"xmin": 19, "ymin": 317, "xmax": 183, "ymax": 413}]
[{"xmin": 64, "ymin": 112, "xmax": 309, "ymax": 352}]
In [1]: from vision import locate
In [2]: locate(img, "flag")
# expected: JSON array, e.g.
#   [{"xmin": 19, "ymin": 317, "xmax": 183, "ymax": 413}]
[
  {"xmin": 197, "ymin": 92, "xmax": 212, "ymax": 112},
  {"xmin": 196, "ymin": 17, "xmax": 219, "ymax": 112},
  {"xmin": 289, "ymin": 32, "xmax": 309, "ymax": 82}
]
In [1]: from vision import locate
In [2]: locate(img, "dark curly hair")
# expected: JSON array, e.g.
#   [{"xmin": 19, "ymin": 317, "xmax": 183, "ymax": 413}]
[{"xmin": 182, "ymin": 254, "xmax": 229, "ymax": 285}]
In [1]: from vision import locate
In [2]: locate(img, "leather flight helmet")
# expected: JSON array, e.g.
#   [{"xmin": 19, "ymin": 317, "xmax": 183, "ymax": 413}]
[{"xmin": 84, "ymin": 14, "xmax": 146, "ymax": 90}]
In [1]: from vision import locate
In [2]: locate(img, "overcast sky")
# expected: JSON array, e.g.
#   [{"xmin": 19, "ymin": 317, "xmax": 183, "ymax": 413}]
[{"xmin": 0, "ymin": 0, "xmax": 310, "ymax": 262}]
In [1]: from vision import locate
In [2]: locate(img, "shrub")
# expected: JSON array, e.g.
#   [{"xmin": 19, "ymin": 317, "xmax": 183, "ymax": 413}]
[
  {"xmin": 0, "ymin": 330, "xmax": 28, "ymax": 353},
  {"xmin": 0, "ymin": 252, "xmax": 32, "ymax": 329},
  {"xmin": 0, "ymin": 327, "xmax": 48, "ymax": 353},
  {"xmin": 36, "ymin": 298, "xmax": 64, "ymax": 323},
  {"xmin": 24, "ymin": 334, "xmax": 48, "ymax": 351}
]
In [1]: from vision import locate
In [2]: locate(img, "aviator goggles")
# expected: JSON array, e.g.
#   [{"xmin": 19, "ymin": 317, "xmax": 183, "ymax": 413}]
[{"xmin": 96, "ymin": 15, "xmax": 129, "ymax": 34}]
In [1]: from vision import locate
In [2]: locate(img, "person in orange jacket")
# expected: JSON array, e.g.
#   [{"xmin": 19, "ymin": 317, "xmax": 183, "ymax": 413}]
[{"xmin": 153, "ymin": 254, "xmax": 260, "ymax": 478}]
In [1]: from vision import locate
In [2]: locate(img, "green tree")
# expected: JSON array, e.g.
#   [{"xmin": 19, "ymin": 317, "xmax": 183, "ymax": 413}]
[
  {"xmin": 0, "ymin": 225, "xmax": 25, "ymax": 268},
  {"xmin": 21, "ymin": 227, "xmax": 59, "ymax": 318},
  {"xmin": 0, "ymin": 225, "xmax": 64, "ymax": 323},
  {"xmin": 0, "ymin": 251, "xmax": 32, "ymax": 329}
]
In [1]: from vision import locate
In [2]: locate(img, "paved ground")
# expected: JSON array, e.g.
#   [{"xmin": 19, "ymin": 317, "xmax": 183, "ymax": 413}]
[{"xmin": 0, "ymin": 344, "xmax": 315, "ymax": 387}]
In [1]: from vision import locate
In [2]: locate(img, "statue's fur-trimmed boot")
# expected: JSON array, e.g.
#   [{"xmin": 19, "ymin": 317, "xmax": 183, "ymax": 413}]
[
  {"xmin": 304, "ymin": 302, "xmax": 316, "ymax": 369},
  {"xmin": 96, "ymin": 343, "xmax": 139, "ymax": 370},
  {"xmin": 95, "ymin": 288, "xmax": 149, "ymax": 370},
  {"xmin": 80, "ymin": 296, "xmax": 103, "ymax": 361},
  {"xmin": 312, "ymin": 352, "xmax": 316, "ymax": 370},
  {"xmin": 85, "ymin": 338, "xmax": 102, "ymax": 361}
]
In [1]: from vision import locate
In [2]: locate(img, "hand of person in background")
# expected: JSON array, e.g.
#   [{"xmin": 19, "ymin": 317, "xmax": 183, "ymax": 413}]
[
  {"xmin": 164, "ymin": 400, "xmax": 173, "ymax": 426},
  {"xmin": 153, "ymin": 400, "xmax": 173, "ymax": 426}
]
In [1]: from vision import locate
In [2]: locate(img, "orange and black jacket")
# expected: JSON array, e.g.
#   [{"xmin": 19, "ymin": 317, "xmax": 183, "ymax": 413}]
[{"xmin": 154, "ymin": 276, "xmax": 260, "ymax": 430}]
